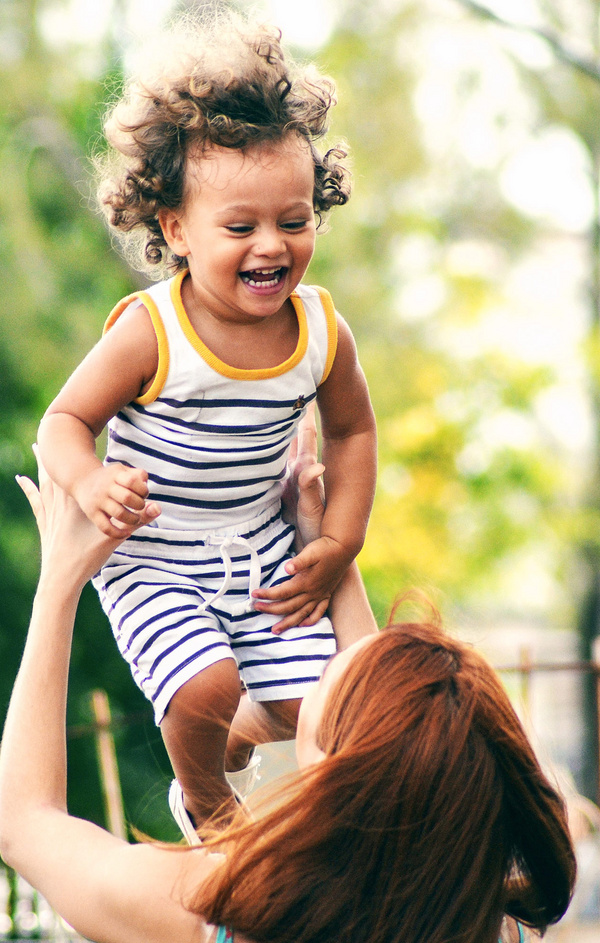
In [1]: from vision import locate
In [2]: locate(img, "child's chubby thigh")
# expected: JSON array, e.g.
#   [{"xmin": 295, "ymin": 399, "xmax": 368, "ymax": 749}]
[{"xmin": 92, "ymin": 508, "xmax": 336, "ymax": 724}]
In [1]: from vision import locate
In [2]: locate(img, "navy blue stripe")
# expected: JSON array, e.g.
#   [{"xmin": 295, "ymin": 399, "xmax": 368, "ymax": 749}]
[
  {"xmin": 238, "ymin": 653, "xmax": 331, "ymax": 670},
  {"xmin": 152, "ymin": 641, "xmax": 230, "ymax": 701},
  {"xmin": 244, "ymin": 675, "xmax": 321, "ymax": 691},
  {"xmin": 124, "ymin": 506, "xmax": 286, "ymax": 548},
  {"xmin": 147, "ymin": 469, "xmax": 286, "ymax": 491},
  {"xmin": 116, "ymin": 410, "xmax": 291, "ymax": 455},
  {"xmin": 125, "ymin": 602, "xmax": 199, "ymax": 651},
  {"xmin": 108, "ymin": 428, "xmax": 290, "ymax": 471},
  {"xmin": 102, "ymin": 563, "xmax": 147, "ymax": 593},
  {"xmin": 153, "ymin": 492, "xmax": 268, "ymax": 511},
  {"xmin": 122, "ymin": 593, "xmax": 200, "ymax": 647},
  {"xmin": 105, "ymin": 550, "xmax": 265, "ymax": 569},
  {"xmin": 156, "ymin": 393, "xmax": 316, "ymax": 410},
  {"xmin": 230, "ymin": 632, "xmax": 333, "ymax": 646},
  {"xmin": 127, "ymin": 402, "xmax": 298, "ymax": 437},
  {"xmin": 137, "ymin": 611, "xmax": 207, "ymax": 658},
  {"xmin": 150, "ymin": 623, "xmax": 222, "ymax": 674}
]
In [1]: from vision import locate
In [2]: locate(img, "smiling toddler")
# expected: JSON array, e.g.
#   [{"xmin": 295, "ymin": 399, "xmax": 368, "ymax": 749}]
[{"xmin": 37, "ymin": 9, "xmax": 377, "ymax": 836}]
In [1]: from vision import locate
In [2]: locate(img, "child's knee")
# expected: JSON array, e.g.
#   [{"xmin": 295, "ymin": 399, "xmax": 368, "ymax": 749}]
[
  {"xmin": 265, "ymin": 697, "xmax": 302, "ymax": 733},
  {"xmin": 165, "ymin": 657, "xmax": 241, "ymax": 727}
]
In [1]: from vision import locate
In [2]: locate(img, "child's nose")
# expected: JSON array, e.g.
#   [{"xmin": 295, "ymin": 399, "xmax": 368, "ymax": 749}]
[{"xmin": 255, "ymin": 227, "xmax": 286, "ymax": 257}]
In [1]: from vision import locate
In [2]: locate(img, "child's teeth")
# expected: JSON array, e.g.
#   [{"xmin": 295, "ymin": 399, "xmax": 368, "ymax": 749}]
[{"xmin": 243, "ymin": 268, "xmax": 282, "ymax": 287}]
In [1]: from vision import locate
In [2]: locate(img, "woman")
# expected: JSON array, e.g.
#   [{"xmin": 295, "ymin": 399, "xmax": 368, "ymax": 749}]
[{"xmin": 0, "ymin": 438, "xmax": 575, "ymax": 943}]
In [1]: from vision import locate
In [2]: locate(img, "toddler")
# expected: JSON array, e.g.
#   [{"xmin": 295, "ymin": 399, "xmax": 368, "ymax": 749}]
[{"xmin": 38, "ymin": 11, "xmax": 377, "ymax": 835}]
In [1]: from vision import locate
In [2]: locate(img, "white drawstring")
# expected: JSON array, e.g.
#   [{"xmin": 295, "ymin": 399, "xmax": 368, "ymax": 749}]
[{"xmin": 197, "ymin": 534, "xmax": 262, "ymax": 615}]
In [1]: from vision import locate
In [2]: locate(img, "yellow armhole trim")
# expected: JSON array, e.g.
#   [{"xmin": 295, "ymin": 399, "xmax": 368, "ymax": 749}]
[
  {"xmin": 170, "ymin": 270, "xmax": 308, "ymax": 379},
  {"xmin": 313, "ymin": 286, "xmax": 338, "ymax": 384},
  {"xmin": 103, "ymin": 290, "xmax": 170, "ymax": 405}
]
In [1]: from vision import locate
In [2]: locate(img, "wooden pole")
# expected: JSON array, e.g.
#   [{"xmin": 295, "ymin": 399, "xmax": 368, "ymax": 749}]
[
  {"xmin": 91, "ymin": 690, "xmax": 126, "ymax": 840},
  {"xmin": 592, "ymin": 638, "xmax": 600, "ymax": 807},
  {"xmin": 518, "ymin": 645, "xmax": 532, "ymax": 716}
]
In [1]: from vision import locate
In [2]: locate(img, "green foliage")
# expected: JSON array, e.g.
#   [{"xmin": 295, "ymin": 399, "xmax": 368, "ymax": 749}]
[{"xmin": 0, "ymin": 4, "xmax": 173, "ymax": 834}]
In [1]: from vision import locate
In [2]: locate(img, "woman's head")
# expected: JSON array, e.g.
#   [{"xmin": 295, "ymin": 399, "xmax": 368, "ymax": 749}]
[
  {"xmin": 198, "ymin": 609, "xmax": 576, "ymax": 943},
  {"xmin": 95, "ymin": 10, "xmax": 351, "ymax": 275}
]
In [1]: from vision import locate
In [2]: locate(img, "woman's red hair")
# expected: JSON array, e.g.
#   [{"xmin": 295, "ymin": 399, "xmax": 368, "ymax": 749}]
[{"xmin": 194, "ymin": 612, "xmax": 576, "ymax": 943}]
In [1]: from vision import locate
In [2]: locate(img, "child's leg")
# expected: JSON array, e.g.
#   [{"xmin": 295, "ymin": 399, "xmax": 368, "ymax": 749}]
[
  {"xmin": 225, "ymin": 694, "xmax": 301, "ymax": 772},
  {"xmin": 160, "ymin": 657, "xmax": 242, "ymax": 826}
]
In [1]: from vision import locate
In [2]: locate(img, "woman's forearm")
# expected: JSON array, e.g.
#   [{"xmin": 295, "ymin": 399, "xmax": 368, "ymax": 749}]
[
  {"xmin": 0, "ymin": 576, "xmax": 80, "ymax": 865},
  {"xmin": 328, "ymin": 560, "xmax": 378, "ymax": 648}
]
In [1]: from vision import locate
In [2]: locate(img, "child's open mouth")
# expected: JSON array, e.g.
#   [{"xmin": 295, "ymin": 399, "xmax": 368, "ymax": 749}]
[{"xmin": 239, "ymin": 267, "xmax": 286, "ymax": 289}]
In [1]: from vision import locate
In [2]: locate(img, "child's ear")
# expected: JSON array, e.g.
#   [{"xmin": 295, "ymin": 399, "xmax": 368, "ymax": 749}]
[{"xmin": 158, "ymin": 208, "xmax": 190, "ymax": 257}]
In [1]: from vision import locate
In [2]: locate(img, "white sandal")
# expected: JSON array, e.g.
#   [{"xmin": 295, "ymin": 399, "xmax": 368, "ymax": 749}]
[
  {"xmin": 168, "ymin": 779, "xmax": 202, "ymax": 846},
  {"xmin": 226, "ymin": 751, "xmax": 262, "ymax": 801},
  {"xmin": 169, "ymin": 753, "xmax": 261, "ymax": 844}
]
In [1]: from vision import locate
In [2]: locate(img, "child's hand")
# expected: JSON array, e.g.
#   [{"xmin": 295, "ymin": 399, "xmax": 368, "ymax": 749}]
[
  {"xmin": 253, "ymin": 535, "xmax": 352, "ymax": 634},
  {"xmin": 17, "ymin": 448, "xmax": 161, "ymax": 589},
  {"xmin": 73, "ymin": 464, "xmax": 158, "ymax": 538}
]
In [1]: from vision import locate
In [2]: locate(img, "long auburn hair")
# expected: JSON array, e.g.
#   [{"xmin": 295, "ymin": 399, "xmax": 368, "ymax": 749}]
[{"xmin": 193, "ymin": 613, "xmax": 576, "ymax": 943}]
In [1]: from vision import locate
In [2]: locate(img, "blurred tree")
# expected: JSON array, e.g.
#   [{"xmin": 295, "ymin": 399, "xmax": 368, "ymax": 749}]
[
  {"xmin": 449, "ymin": 0, "xmax": 600, "ymax": 799},
  {"xmin": 318, "ymin": 0, "xmax": 600, "ymax": 795},
  {"xmin": 312, "ymin": 0, "xmax": 571, "ymax": 625},
  {"xmin": 0, "ymin": 0, "xmax": 173, "ymax": 838}
]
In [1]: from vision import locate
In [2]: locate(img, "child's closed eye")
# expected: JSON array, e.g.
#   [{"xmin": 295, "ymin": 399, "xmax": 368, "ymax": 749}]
[
  {"xmin": 225, "ymin": 224, "xmax": 254, "ymax": 235},
  {"xmin": 280, "ymin": 220, "xmax": 309, "ymax": 231}
]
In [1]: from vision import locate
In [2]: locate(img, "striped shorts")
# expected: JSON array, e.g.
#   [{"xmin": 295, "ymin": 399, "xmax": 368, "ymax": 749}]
[{"xmin": 92, "ymin": 503, "xmax": 336, "ymax": 724}]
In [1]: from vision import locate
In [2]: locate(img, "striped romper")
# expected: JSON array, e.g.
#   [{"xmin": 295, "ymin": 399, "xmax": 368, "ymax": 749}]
[{"xmin": 93, "ymin": 270, "xmax": 338, "ymax": 725}]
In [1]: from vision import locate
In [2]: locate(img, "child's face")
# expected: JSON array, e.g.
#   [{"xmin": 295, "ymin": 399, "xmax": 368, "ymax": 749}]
[{"xmin": 160, "ymin": 134, "xmax": 317, "ymax": 325}]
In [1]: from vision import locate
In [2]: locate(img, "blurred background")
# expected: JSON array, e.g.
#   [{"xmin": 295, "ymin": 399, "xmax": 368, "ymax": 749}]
[{"xmin": 2, "ymin": 0, "xmax": 600, "ymax": 933}]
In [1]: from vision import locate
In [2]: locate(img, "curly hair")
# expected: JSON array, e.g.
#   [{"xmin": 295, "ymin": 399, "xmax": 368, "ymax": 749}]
[{"xmin": 95, "ymin": 9, "xmax": 351, "ymax": 276}]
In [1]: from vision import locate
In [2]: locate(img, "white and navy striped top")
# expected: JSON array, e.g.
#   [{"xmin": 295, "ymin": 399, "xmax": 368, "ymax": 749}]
[{"xmin": 103, "ymin": 270, "xmax": 338, "ymax": 532}]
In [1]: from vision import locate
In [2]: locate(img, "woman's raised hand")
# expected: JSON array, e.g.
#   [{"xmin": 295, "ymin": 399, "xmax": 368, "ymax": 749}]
[
  {"xmin": 16, "ymin": 445, "xmax": 160, "ymax": 590},
  {"xmin": 282, "ymin": 403, "xmax": 326, "ymax": 551}
]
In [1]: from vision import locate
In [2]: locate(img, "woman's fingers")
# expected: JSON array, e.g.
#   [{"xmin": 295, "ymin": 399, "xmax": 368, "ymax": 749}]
[
  {"xmin": 295, "ymin": 402, "xmax": 318, "ymax": 464},
  {"xmin": 32, "ymin": 443, "xmax": 52, "ymax": 492},
  {"xmin": 297, "ymin": 461, "xmax": 325, "ymax": 495},
  {"xmin": 15, "ymin": 476, "xmax": 45, "ymax": 529}
]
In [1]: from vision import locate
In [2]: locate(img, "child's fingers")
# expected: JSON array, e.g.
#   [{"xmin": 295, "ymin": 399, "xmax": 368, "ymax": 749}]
[
  {"xmin": 271, "ymin": 597, "xmax": 329, "ymax": 634},
  {"xmin": 113, "ymin": 502, "xmax": 161, "ymax": 530},
  {"xmin": 98, "ymin": 506, "xmax": 159, "ymax": 539},
  {"xmin": 111, "ymin": 484, "xmax": 147, "ymax": 512},
  {"xmin": 103, "ymin": 499, "xmax": 143, "ymax": 527},
  {"xmin": 253, "ymin": 586, "xmax": 310, "ymax": 612},
  {"xmin": 284, "ymin": 541, "xmax": 321, "ymax": 577},
  {"xmin": 140, "ymin": 501, "xmax": 161, "ymax": 523},
  {"xmin": 114, "ymin": 466, "xmax": 149, "ymax": 498},
  {"xmin": 299, "ymin": 598, "xmax": 330, "ymax": 628}
]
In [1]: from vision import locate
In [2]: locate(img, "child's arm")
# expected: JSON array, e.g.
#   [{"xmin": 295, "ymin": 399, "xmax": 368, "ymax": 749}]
[
  {"xmin": 254, "ymin": 316, "xmax": 377, "ymax": 633},
  {"xmin": 282, "ymin": 403, "xmax": 378, "ymax": 648},
  {"xmin": 37, "ymin": 305, "xmax": 159, "ymax": 538}
]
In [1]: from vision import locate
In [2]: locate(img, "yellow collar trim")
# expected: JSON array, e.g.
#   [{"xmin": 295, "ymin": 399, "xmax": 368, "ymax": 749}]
[{"xmin": 170, "ymin": 270, "xmax": 308, "ymax": 380}]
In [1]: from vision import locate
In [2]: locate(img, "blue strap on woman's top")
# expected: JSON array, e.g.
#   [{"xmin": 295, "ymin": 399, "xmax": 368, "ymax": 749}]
[{"xmin": 499, "ymin": 923, "xmax": 525, "ymax": 943}]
